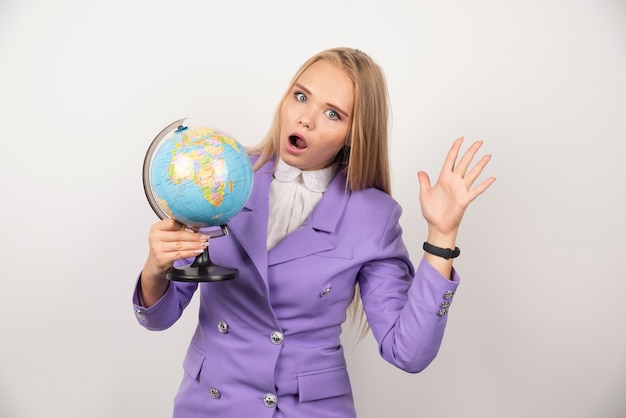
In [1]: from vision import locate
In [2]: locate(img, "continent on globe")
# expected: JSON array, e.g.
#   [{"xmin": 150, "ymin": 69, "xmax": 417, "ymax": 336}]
[{"xmin": 168, "ymin": 131, "xmax": 230, "ymax": 207}]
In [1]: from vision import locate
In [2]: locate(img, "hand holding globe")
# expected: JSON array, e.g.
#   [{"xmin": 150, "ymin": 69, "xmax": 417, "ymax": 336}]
[{"xmin": 142, "ymin": 118, "xmax": 254, "ymax": 282}]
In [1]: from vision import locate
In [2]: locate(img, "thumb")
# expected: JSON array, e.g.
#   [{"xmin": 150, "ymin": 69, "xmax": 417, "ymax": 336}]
[{"xmin": 417, "ymin": 171, "xmax": 431, "ymax": 194}]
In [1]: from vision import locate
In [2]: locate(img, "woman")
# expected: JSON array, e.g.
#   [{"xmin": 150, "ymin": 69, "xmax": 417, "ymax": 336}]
[{"xmin": 134, "ymin": 47, "xmax": 495, "ymax": 417}]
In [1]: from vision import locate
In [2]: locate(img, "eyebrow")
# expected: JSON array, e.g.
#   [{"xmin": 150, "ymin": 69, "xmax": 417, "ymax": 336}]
[{"xmin": 294, "ymin": 82, "xmax": 351, "ymax": 119}]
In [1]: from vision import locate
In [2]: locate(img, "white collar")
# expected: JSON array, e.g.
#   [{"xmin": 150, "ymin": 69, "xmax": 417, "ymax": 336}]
[{"xmin": 273, "ymin": 158, "xmax": 337, "ymax": 193}]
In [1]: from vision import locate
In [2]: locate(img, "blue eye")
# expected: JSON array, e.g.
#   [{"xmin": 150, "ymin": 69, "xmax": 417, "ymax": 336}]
[
  {"xmin": 295, "ymin": 92, "xmax": 307, "ymax": 102},
  {"xmin": 325, "ymin": 109, "xmax": 340, "ymax": 120}
]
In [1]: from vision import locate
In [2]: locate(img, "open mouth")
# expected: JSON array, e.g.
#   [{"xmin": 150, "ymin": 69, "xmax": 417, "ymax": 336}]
[{"xmin": 289, "ymin": 134, "xmax": 307, "ymax": 149}]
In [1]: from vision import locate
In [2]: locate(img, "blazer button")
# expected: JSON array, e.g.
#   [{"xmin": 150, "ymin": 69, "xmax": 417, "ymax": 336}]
[
  {"xmin": 135, "ymin": 310, "xmax": 146, "ymax": 320},
  {"xmin": 444, "ymin": 290, "xmax": 455, "ymax": 300},
  {"xmin": 320, "ymin": 287, "xmax": 332, "ymax": 297},
  {"xmin": 440, "ymin": 301, "xmax": 451, "ymax": 309},
  {"xmin": 208, "ymin": 387, "xmax": 221, "ymax": 399},
  {"xmin": 263, "ymin": 393, "xmax": 277, "ymax": 408},
  {"xmin": 269, "ymin": 331, "xmax": 284, "ymax": 345},
  {"xmin": 437, "ymin": 308, "xmax": 448, "ymax": 317},
  {"xmin": 217, "ymin": 320, "xmax": 229, "ymax": 334}
]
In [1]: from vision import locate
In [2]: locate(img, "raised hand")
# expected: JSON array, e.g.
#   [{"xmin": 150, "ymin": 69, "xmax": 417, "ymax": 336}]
[{"xmin": 418, "ymin": 137, "xmax": 495, "ymax": 237}]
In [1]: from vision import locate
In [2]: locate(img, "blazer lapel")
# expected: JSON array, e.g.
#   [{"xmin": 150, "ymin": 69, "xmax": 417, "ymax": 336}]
[
  {"xmin": 227, "ymin": 160, "xmax": 273, "ymax": 284},
  {"xmin": 268, "ymin": 172, "xmax": 350, "ymax": 266}
]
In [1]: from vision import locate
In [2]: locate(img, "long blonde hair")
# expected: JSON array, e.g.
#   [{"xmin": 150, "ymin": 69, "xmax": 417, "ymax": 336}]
[{"xmin": 249, "ymin": 47, "xmax": 392, "ymax": 339}]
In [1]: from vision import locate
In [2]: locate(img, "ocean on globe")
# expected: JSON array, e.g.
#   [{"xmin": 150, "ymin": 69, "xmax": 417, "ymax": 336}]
[{"xmin": 148, "ymin": 126, "xmax": 254, "ymax": 228}]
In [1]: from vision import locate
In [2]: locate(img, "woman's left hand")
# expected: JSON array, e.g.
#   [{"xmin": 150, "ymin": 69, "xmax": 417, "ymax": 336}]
[{"xmin": 417, "ymin": 137, "xmax": 495, "ymax": 239}]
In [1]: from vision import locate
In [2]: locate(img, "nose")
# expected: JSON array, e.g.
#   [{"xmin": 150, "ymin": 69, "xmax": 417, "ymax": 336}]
[{"xmin": 298, "ymin": 112, "xmax": 314, "ymax": 129}]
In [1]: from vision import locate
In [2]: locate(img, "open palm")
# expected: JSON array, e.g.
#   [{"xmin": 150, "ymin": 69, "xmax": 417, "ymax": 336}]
[{"xmin": 418, "ymin": 137, "xmax": 495, "ymax": 236}]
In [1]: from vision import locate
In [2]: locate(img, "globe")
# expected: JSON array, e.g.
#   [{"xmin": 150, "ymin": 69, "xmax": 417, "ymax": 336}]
[{"xmin": 143, "ymin": 118, "xmax": 254, "ymax": 282}]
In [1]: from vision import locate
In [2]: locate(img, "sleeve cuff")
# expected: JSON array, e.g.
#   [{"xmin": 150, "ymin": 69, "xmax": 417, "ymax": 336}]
[
  {"xmin": 411, "ymin": 257, "xmax": 460, "ymax": 318},
  {"xmin": 132, "ymin": 274, "xmax": 179, "ymax": 330}
]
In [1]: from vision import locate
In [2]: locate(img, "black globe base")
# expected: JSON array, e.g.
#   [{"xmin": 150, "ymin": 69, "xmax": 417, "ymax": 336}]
[{"xmin": 166, "ymin": 247, "xmax": 237, "ymax": 282}]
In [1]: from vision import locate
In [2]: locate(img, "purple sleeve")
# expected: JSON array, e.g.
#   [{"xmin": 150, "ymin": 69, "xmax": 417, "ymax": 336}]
[
  {"xmin": 132, "ymin": 273, "xmax": 198, "ymax": 331},
  {"xmin": 359, "ymin": 205, "xmax": 460, "ymax": 373}
]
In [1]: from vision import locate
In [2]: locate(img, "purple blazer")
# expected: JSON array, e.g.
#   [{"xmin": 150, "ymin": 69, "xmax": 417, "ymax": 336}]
[{"xmin": 133, "ymin": 159, "xmax": 460, "ymax": 418}]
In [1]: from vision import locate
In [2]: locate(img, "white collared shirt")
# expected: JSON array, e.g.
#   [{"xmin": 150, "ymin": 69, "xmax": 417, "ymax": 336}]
[{"xmin": 267, "ymin": 158, "xmax": 337, "ymax": 250}]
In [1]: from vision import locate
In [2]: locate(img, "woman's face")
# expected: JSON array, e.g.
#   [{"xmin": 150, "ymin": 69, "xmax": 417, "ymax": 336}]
[{"xmin": 279, "ymin": 59, "xmax": 354, "ymax": 171}]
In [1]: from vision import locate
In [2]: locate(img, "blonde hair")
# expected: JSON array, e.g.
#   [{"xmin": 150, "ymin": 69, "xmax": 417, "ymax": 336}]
[{"xmin": 249, "ymin": 47, "xmax": 392, "ymax": 339}]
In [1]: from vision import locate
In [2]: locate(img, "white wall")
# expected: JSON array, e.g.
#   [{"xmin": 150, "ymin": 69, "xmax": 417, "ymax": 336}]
[{"xmin": 1, "ymin": 1, "xmax": 625, "ymax": 417}]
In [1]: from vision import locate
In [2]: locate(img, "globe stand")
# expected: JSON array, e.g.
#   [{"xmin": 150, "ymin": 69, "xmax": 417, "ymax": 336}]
[
  {"xmin": 166, "ymin": 248, "xmax": 238, "ymax": 282},
  {"xmin": 166, "ymin": 225, "xmax": 238, "ymax": 282}
]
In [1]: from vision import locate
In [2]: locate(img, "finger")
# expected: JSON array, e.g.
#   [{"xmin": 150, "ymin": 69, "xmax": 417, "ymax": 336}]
[
  {"xmin": 171, "ymin": 228, "xmax": 209, "ymax": 243},
  {"xmin": 454, "ymin": 140, "xmax": 484, "ymax": 177},
  {"xmin": 152, "ymin": 239, "xmax": 209, "ymax": 266},
  {"xmin": 150, "ymin": 248, "xmax": 201, "ymax": 273},
  {"xmin": 441, "ymin": 137, "xmax": 464, "ymax": 174},
  {"xmin": 160, "ymin": 238, "xmax": 209, "ymax": 255},
  {"xmin": 154, "ymin": 218, "xmax": 185, "ymax": 232},
  {"xmin": 463, "ymin": 153, "xmax": 492, "ymax": 187},
  {"xmin": 148, "ymin": 223, "xmax": 209, "ymax": 245},
  {"xmin": 468, "ymin": 176, "xmax": 496, "ymax": 202}
]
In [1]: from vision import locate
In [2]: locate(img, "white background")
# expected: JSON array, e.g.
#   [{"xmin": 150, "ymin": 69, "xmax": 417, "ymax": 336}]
[{"xmin": 1, "ymin": 1, "xmax": 625, "ymax": 417}]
